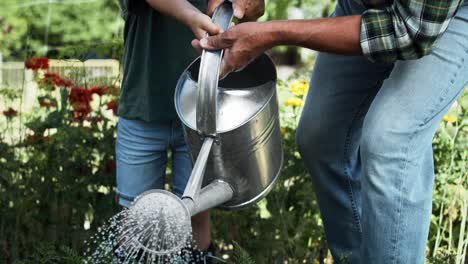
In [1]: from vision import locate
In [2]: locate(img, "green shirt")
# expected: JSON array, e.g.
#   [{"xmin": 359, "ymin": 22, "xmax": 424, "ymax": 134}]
[{"xmin": 118, "ymin": 0, "xmax": 206, "ymax": 122}]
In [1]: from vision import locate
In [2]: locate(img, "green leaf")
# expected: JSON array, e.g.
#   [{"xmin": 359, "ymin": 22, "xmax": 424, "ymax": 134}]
[{"xmin": 230, "ymin": 241, "xmax": 256, "ymax": 264}]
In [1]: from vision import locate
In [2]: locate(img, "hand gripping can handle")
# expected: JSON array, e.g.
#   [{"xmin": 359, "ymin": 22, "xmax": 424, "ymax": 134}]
[{"xmin": 196, "ymin": 0, "xmax": 234, "ymax": 136}]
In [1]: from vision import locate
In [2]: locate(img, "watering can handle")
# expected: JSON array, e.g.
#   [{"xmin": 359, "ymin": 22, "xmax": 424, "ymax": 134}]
[{"xmin": 196, "ymin": 0, "xmax": 234, "ymax": 136}]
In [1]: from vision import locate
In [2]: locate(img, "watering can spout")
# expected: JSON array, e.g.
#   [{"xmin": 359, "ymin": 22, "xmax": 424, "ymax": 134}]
[
  {"xmin": 183, "ymin": 181, "xmax": 234, "ymax": 216},
  {"xmin": 181, "ymin": 137, "xmax": 234, "ymax": 216},
  {"xmin": 180, "ymin": 0, "xmax": 235, "ymax": 216}
]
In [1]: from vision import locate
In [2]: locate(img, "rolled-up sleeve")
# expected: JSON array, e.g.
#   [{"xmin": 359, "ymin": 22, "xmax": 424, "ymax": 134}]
[{"xmin": 360, "ymin": 0, "xmax": 462, "ymax": 63}]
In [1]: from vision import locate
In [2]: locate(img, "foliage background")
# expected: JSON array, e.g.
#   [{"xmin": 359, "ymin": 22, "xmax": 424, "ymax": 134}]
[
  {"xmin": 0, "ymin": 0, "xmax": 467, "ymax": 263},
  {"xmin": 0, "ymin": 0, "xmax": 122, "ymax": 60}
]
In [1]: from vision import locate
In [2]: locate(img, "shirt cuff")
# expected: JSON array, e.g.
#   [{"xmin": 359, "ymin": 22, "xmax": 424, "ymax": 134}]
[{"xmin": 360, "ymin": 9, "xmax": 397, "ymax": 64}]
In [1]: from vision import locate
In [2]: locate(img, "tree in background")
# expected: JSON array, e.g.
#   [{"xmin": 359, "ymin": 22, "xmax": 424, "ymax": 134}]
[
  {"xmin": 0, "ymin": 0, "xmax": 123, "ymax": 60},
  {"xmin": 0, "ymin": 0, "xmax": 337, "ymax": 62}
]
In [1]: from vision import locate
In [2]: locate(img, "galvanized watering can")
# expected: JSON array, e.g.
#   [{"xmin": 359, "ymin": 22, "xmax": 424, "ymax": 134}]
[
  {"xmin": 175, "ymin": 4, "xmax": 283, "ymax": 214},
  {"xmin": 130, "ymin": 0, "xmax": 282, "ymax": 255}
]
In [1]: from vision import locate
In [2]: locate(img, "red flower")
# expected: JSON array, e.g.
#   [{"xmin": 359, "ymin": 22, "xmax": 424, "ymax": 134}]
[
  {"xmin": 71, "ymin": 102, "xmax": 92, "ymax": 122},
  {"xmin": 106, "ymin": 100, "xmax": 118, "ymax": 115},
  {"xmin": 3, "ymin": 107, "xmax": 18, "ymax": 119},
  {"xmin": 40, "ymin": 72, "xmax": 73, "ymax": 89},
  {"xmin": 87, "ymin": 116, "xmax": 104, "ymax": 124},
  {"xmin": 40, "ymin": 101, "xmax": 56, "ymax": 109},
  {"xmin": 59, "ymin": 79, "xmax": 73, "ymax": 87},
  {"xmin": 69, "ymin": 87, "xmax": 93, "ymax": 122},
  {"xmin": 69, "ymin": 87, "xmax": 92, "ymax": 104},
  {"xmin": 25, "ymin": 57, "xmax": 49, "ymax": 71},
  {"xmin": 89, "ymin": 86, "xmax": 105, "ymax": 96}
]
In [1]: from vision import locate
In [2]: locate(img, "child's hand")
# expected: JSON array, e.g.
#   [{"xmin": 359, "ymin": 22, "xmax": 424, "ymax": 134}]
[
  {"xmin": 188, "ymin": 12, "xmax": 223, "ymax": 39},
  {"xmin": 145, "ymin": 0, "xmax": 223, "ymax": 39}
]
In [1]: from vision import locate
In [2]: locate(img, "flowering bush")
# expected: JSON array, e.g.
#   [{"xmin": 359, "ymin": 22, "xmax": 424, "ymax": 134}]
[{"xmin": 0, "ymin": 57, "xmax": 119, "ymax": 262}]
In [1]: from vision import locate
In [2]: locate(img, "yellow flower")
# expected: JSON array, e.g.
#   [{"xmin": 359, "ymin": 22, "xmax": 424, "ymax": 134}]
[
  {"xmin": 280, "ymin": 127, "xmax": 288, "ymax": 136},
  {"xmin": 443, "ymin": 115, "xmax": 457, "ymax": 124},
  {"xmin": 284, "ymin": 97, "xmax": 304, "ymax": 107},
  {"xmin": 290, "ymin": 79, "xmax": 309, "ymax": 96}
]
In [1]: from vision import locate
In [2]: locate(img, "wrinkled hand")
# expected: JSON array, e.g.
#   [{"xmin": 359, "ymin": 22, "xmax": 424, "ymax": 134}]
[
  {"xmin": 192, "ymin": 22, "xmax": 270, "ymax": 79},
  {"xmin": 207, "ymin": 0, "xmax": 265, "ymax": 22}
]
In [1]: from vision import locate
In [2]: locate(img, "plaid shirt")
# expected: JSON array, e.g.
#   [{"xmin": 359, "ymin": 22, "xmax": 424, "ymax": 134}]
[{"xmin": 360, "ymin": 0, "xmax": 463, "ymax": 63}]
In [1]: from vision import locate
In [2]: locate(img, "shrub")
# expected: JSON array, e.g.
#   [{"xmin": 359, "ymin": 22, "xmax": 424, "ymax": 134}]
[{"xmin": 0, "ymin": 58, "xmax": 120, "ymax": 262}]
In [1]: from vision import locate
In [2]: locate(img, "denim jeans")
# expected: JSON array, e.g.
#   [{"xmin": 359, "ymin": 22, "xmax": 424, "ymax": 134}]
[
  {"xmin": 115, "ymin": 118, "xmax": 192, "ymax": 208},
  {"xmin": 296, "ymin": 1, "xmax": 468, "ymax": 263}
]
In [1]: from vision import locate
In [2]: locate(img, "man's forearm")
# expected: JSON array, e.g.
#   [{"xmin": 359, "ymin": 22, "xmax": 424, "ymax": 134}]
[
  {"xmin": 263, "ymin": 16, "xmax": 362, "ymax": 55},
  {"xmin": 197, "ymin": 14, "xmax": 364, "ymax": 75}
]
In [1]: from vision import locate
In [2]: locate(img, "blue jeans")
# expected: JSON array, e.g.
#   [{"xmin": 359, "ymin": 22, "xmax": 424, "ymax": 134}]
[
  {"xmin": 296, "ymin": 1, "xmax": 468, "ymax": 263},
  {"xmin": 116, "ymin": 118, "xmax": 192, "ymax": 208}
]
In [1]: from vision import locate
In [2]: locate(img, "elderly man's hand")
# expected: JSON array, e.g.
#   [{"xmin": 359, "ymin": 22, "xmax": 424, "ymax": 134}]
[
  {"xmin": 207, "ymin": 0, "xmax": 265, "ymax": 22},
  {"xmin": 192, "ymin": 22, "xmax": 272, "ymax": 79}
]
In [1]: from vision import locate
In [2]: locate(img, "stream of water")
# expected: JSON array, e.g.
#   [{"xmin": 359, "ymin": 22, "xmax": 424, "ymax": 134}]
[{"xmin": 84, "ymin": 192, "xmax": 198, "ymax": 263}]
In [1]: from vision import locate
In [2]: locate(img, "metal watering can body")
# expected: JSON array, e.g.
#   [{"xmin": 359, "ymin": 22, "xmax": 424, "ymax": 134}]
[{"xmin": 175, "ymin": 53, "xmax": 283, "ymax": 209}]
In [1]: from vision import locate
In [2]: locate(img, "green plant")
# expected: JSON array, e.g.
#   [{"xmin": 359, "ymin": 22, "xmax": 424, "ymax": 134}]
[
  {"xmin": 11, "ymin": 243, "xmax": 83, "ymax": 264},
  {"xmin": 0, "ymin": 58, "xmax": 120, "ymax": 262},
  {"xmin": 426, "ymin": 249, "xmax": 457, "ymax": 264},
  {"xmin": 429, "ymin": 93, "xmax": 468, "ymax": 263},
  {"xmin": 0, "ymin": 0, "xmax": 123, "ymax": 60},
  {"xmin": 230, "ymin": 241, "xmax": 256, "ymax": 264}
]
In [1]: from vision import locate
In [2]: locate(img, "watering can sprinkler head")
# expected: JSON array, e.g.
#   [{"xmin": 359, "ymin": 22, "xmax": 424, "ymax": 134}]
[
  {"xmin": 125, "ymin": 190, "xmax": 192, "ymax": 256},
  {"xmin": 127, "ymin": 174, "xmax": 234, "ymax": 256}
]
